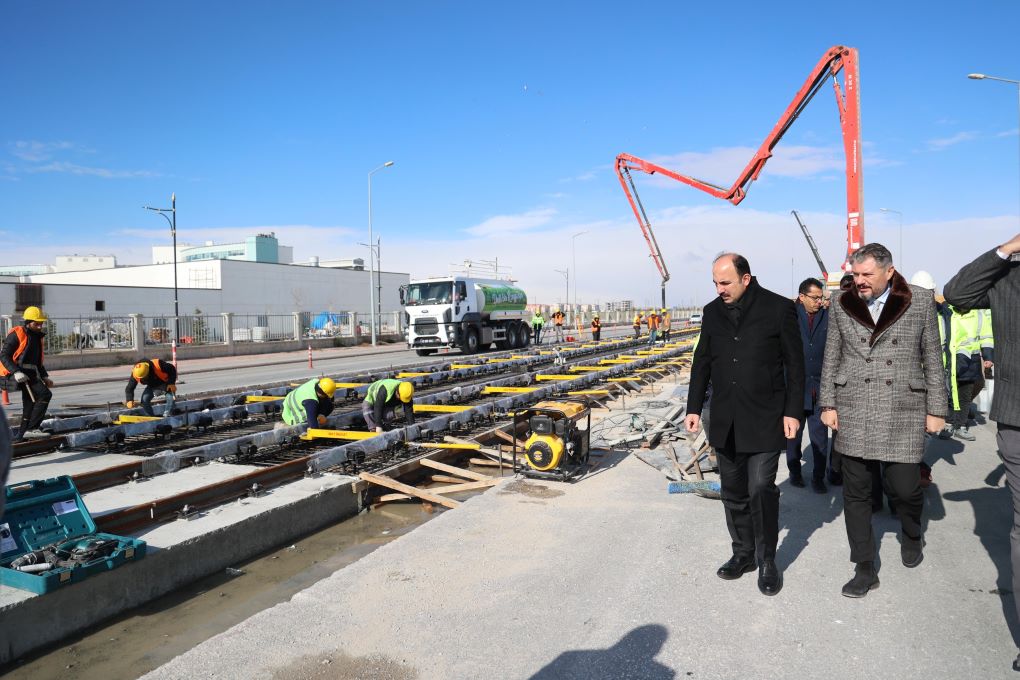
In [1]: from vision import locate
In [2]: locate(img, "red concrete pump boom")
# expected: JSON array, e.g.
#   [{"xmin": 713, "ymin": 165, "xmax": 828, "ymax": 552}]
[{"xmin": 615, "ymin": 45, "xmax": 863, "ymax": 277}]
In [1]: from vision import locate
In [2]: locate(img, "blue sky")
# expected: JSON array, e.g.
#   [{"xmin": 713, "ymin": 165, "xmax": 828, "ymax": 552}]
[{"xmin": 2, "ymin": 1, "xmax": 1019, "ymax": 306}]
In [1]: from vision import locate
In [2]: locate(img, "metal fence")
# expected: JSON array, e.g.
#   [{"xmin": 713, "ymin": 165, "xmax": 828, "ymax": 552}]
[
  {"xmin": 230, "ymin": 314, "xmax": 296, "ymax": 343},
  {"xmin": 142, "ymin": 315, "xmax": 225, "ymax": 347},
  {"xmin": 34, "ymin": 315, "xmax": 137, "ymax": 355}
]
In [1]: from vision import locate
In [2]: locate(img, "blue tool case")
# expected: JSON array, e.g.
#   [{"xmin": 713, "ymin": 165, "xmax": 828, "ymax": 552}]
[{"xmin": 0, "ymin": 476, "xmax": 146, "ymax": 594}]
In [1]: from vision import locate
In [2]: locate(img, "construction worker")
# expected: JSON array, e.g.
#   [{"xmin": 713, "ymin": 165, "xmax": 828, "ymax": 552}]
[
  {"xmin": 647, "ymin": 309, "xmax": 660, "ymax": 344},
  {"xmin": 633, "ymin": 311, "xmax": 643, "ymax": 338},
  {"xmin": 282, "ymin": 377, "xmax": 336, "ymax": 429},
  {"xmin": 125, "ymin": 359, "xmax": 179, "ymax": 417},
  {"xmin": 362, "ymin": 379, "xmax": 415, "ymax": 433},
  {"xmin": 591, "ymin": 314, "xmax": 602, "ymax": 342},
  {"xmin": 661, "ymin": 308, "xmax": 672, "ymax": 342},
  {"xmin": 939, "ymin": 305, "xmax": 994, "ymax": 442},
  {"xmin": 0, "ymin": 306, "xmax": 54, "ymax": 441},
  {"xmin": 552, "ymin": 309, "xmax": 565, "ymax": 342},
  {"xmin": 531, "ymin": 309, "xmax": 545, "ymax": 345}
]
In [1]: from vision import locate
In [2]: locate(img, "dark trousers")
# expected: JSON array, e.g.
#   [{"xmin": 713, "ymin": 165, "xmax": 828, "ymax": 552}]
[
  {"xmin": 592, "ymin": 329, "xmax": 601, "ymax": 341},
  {"xmin": 717, "ymin": 443, "xmax": 781, "ymax": 563},
  {"xmin": 997, "ymin": 424, "xmax": 1020, "ymax": 628},
  {"xmin": 786, "ymin": 404, "xmax": 829, "ymax": 481},
  {"xmin": 842, "ymin": 454, "xmax": 923, "ymax": 563},
  {"xmin": 16, "ymin": 371, "xmax": 51, "ymax": 435},
  {"xmin": 633, "ymin": 326, "xmax": 641, "ymax": 338},
  {"xmin": 949, "ymin": 381, "xmax": 976, "ymax": 428},
  {"xmin": 532, "ymin": 326, "xmax": 543, "ymax": 344}
]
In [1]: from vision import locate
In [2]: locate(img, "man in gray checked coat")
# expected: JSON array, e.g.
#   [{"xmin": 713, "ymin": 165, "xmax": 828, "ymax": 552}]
[
  {"xmin": 819, "ymin": 243, "xmax": 947, "ymax": 598},
  {"xmin": 943, "ymin": 232, "xmax": 1020, "ymax": 672}
]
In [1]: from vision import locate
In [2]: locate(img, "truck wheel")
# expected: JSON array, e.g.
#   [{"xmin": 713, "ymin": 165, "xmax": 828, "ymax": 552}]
[
  {"xmin": 518, "ymin": 323, "xmax": 531, "ymax": 348},
  {"xmin": 461, "ymin": 328, "xmax": 480, "ymax": 354},
  {"xmin": 415, "ymin": 349, "xmax": 436, "ymax": 357},
  {"xmin": 505, "ymin": 325, "xmax": 519, "ymax": 349}
]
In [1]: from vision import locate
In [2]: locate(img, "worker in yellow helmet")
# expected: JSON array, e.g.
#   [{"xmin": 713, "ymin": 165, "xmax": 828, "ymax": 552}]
[
  {"xmin": 362, "ymin": 379, "xmax": 415, "ymax": 433},
  {"xmin": 282, "ymin": 377, "xmax": 337, "ymax": 429},
  {"xmin": 125, "ymin": 359, "xmax": 178, "ymax": 417},
  {"xmin": 661, "ymin": 308, "xmax": 672, "ymax": 342},
  {"xmin": 0, "ymin": 306, "xmax": 54, "ymax": 440}
]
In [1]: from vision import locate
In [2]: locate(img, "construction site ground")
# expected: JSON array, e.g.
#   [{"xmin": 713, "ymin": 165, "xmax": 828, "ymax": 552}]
[{"xmin": 139, "ymin": 382, "xmax": 1018, "ymax": 680}]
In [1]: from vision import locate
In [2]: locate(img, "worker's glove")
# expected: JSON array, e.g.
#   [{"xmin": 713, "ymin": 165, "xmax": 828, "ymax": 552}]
[
  {"xmin": 317, "ymin": 415, "xmax": 328, "ymax": 427},
  {"xmin": 125, "ymin": 400, "xmax": 136, "ymax": 409},
  {"xmin": 13, "ymin": 371, "xmax": 28, "ymax": 384},
  {"xmin": 167, "ymin": 384, "xmax": 177, "ymax": 394},
  {"xmin": 44, "ymin": 378, "xmax": 54, "ymax": 388}
]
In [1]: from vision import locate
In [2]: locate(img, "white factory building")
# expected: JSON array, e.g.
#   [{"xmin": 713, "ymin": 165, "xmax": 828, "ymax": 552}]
[{"xmin": 0, "ymin": 233, "xmax": 408, "ymax": 321}]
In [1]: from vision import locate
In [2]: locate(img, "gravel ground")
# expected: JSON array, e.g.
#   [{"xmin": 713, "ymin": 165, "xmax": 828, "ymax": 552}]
[{"xmin": 143, "ymin": 387, "xmax": 1019, "ymax": 680}]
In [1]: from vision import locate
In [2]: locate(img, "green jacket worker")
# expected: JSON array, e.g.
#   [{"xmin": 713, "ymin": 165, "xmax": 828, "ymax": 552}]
[
  {"xmin": 282, "ymin": 377, "xmax": 337, "ymax": 428},
  {"xmin": 363, "ymin": 379, "xmax": 415, "ymax": 432},
  {"xmin": 125, "ymin": 359, "xmax": 178, "ymax": 417}
]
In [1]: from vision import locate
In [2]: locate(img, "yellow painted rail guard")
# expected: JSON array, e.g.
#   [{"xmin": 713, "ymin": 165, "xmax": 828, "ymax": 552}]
[
  {"xmin": 482, "ymin": 386, "xmax": 538, "ymax": 394},
  {"xmin": 115, "ymin": 415, "xmax": 163, "ymax": 424},
  {"xmin": 412, "ymin": 404, "xmax": 472, "ymax": 413},
  {"xmin": 245, "ymin": 395, "xmax": 284, "ymax": 403},
  {"xmin": 302, "ymin": 429, "xmax": 377, "ymax": 441}
]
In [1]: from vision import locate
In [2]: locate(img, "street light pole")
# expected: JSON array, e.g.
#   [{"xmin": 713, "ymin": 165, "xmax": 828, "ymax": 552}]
[
  {"xmin": 554, "ymin": 268, "xmax": 569, "ymax": 310},
  {"xmin": 367, "ymin": 161, "xmax": 394, "ymax": 346},
  {"xmin": 571, "ymin": 231, "xmax": 587, "ymax": 315},
  {"xmin": 144, "ymin": 193, "xmax": 179, "ymax": 345},
  {"xmin": 969, "ymin": 73, "xmax": 1020, "ymax": 227},
  {"xmin": 879, "ymin": 207, "xmax": 903, "ymax": 271}
]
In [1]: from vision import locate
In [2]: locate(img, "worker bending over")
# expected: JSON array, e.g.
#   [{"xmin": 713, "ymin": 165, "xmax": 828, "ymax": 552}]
[
  {"xmin": 125, "ymin": 359, "xmax": 178, "ymax": 417},
  {"xmin": 282, "ymin": 377, "xmax": 336, "ymax": 428},
  {"xmin": 363, "ymin": 379, "xmax": 415, "ymax": 432},
  {"xmin": 0, "ymin": 306, "xmax": 54, "ymax": 441}
]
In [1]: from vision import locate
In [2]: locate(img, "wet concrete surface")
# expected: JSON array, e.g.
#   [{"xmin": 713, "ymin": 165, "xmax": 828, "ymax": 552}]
[{"xmin": 2, "ymin": 497, "xmax": 455, "ymax": 679}]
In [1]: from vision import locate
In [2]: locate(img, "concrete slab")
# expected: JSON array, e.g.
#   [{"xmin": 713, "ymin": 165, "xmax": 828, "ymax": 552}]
[
  {"xmin": 8, "ymin": 449, "xmax": 143, "ymax": 483},
  {"xmin": 143, "ymin": 389, "xmax": 1018, "ymax": 680},
  {"xmin": 0, "ymin": 473, "xmax": 362, "ymax": 664}
]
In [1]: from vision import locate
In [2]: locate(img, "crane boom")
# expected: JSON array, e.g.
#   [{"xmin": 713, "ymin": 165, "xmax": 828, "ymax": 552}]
[
  {"xmin": 791, "ymin": 210, "xmax": 828, "ymax": 281},
  {"xmin": 615, "ymin": 45, "xmax": 863, "ymax": 273},
  {"xmin": 619, "ymin": 165, "xmax": 670, "ymax": 309}
]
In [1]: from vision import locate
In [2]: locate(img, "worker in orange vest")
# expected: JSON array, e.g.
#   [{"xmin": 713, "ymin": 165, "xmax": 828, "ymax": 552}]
[
  {"xmin": 633, "ymin": 312, "xmax": 643, "ymax": 339},
  {"xmin": 0, "ymin": 306, "xmax": 54, "ymax": 441},
  {"xmin": 647, "ymin": 309, "xmax": 660, "ymax": 344},
  {"xmin": 125, "ymin": 359, "xmax": 179, "ymax": 417},
  {"xmin": 661, "ymin": 308, "xmax": 672, "ymax": 342},
  {"xmin": 551, "ymin": 309, "xmax": 565, "ymax": 342},
  {"xmin": 591, "ymin": 314, "xmax": 602, "ymax": 342}
]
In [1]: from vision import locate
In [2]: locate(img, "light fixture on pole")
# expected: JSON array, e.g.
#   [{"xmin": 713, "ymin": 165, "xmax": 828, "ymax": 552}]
[
  {"xmin": 969, "ymin": 73, "xmax": 1020, "ymax": 227},
  {"xmin": 554, "ymin": 268, "xmax": 569, "ymax": 310},
  {"xmin": 367, "ymin": 161, "xmax": 394, "ymax": 346},
  {"xmin": 144, "ymin": 193, "xmax": 179, "ymax": 345},
  {"xmin": 571, "ymin": 230, "xmax": 587, "ymax": 314},
  {"xmin": 879, "ymin": 207, "xmax": 904, "ymax": 272}
]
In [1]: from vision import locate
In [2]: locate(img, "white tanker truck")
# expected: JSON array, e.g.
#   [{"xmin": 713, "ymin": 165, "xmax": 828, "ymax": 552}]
[{"xmin": 400, "ymin": 276, "xmax": 532, "ymax": 356}]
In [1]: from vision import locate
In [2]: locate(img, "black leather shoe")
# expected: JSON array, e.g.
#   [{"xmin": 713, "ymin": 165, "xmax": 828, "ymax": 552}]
[
  {"xmin": 758, "ymin": 559, "xmax": 782, "ymax": 596},
  {"xmin": 1012, "ymin": 651, "xmax": 1020, "ymax": 672},
  {"xmin": 902, "ymin": 543, "xmax": 924, "ymax": 568},
  {"xmin": 811, "ymin": 478, "xmax": 827, "ymax": 494},
  {"xmin": 841, "ymin": 563, "xmax": 880, "ymax": 598},
  {"xmin": 716, "ymin": 555, "xmax": 756, "ymax": 580},
  {"xmin": 790, "ymin": 474, "xmax": 806, "ymax": 488}
]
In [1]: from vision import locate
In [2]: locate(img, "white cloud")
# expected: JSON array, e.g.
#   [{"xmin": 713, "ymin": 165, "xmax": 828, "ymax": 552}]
[
  {"xmin": 28, "ymin": 161, "xmax": 159, "ymax": 179},
  {"xmin": 998, "ymin": 128, "xmax": 1019, "ymax": 138},
  {"xmin": 925, "ymin": 131, "xmax": 978, "ymax": 150},
  {"xmin": 464, "ymin": 208, "xmax": 557, "ymax": 236},
  {"xmin": 9, "ymin": 140, "xmax": 79, "ymax": 162},
  {"xmin": 644, "ymin": 144, "xmax": 845, "ymax": 191}
]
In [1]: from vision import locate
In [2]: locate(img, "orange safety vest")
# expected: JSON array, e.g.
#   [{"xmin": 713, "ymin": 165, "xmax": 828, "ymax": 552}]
[
  {"xmin": 150, "ymin": 359, "xmax": 171, "ymax": 383},
  {"xmin": 0, "ymin": 326, "xmax": 42, "ymax": 377},
  {"xmin": 591, "ymin": 318, "xmax": 601, "ymax": 330},
  {"xmin": 648, "ymin": 314, "xmax": 659, "ymax": 330},
  {"xmin": 552, "ymin": 312, "xmax": 564, "ymax": 325}
]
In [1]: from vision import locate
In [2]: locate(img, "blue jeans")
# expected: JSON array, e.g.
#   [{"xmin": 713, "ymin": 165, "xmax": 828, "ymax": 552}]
[{"xmin": 141, "ymin": 386, "xmax": 175, "ymax": 417}]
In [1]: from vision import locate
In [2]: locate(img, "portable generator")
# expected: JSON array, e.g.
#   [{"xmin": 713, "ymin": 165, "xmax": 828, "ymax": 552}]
[{"xmin": 513, "ymin": 400, "xmax": 591, "ymax": 481}]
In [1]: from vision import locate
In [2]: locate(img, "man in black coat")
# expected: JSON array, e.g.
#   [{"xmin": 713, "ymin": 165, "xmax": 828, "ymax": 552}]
[{"xmin": 685, "ymin": 253, "xmax": 804, "ymax": 596}]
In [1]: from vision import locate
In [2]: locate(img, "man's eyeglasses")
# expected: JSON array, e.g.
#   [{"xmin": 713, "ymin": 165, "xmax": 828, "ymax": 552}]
[{"xmin": 801, "ymin": 294, "xmax": 824, "ymax": 302}]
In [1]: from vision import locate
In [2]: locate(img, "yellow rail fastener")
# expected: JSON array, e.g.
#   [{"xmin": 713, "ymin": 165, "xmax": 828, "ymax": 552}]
[
  {"xmin": 482, "ymin": 386, "xmax": 538, "ymax": 394},
  {"xmin": 115, "ymin": 415, "xmax": 163, "ymax": 424},
  {"xmin": 245, "ymin": 395, "xmax": 284, "ymax": 403},
  {"xmin": 334, "ymin": 382, "xmax": 368, "ymax": 389},
  {"xmin": 568, "ymin": 366, "xmax": 604, "ymax": 372},
  {"xmin": 396, "ymin": 372, "xmax": 432, "ymax": 378},
  {"xmin": 534, "ymin": 375, "xmax": 577, "ymax": 381},
  {"xmin": 567, "ymin": 390, "xmax": 612, "ymax": 396},
  {"xmin": 302, "ymin": 429, "xmax": 378, "ymax": 441},
  {"xmin": 450, "ymin": 364, "xmax": 482, "ymax": 369},
  {"xmin": 413, "ymin": 404, "xmax": 472, "ymax": 413}
]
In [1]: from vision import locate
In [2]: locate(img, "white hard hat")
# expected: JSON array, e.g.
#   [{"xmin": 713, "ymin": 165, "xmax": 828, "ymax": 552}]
[{"xmin": 909, "ymin": 270, "xmax": 937, "ymax": 291}]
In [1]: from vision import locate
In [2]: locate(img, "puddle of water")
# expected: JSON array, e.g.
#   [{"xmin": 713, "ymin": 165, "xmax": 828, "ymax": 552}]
[{"xmin": 2, "ymin": 501, "xmax": 447, "ymax": 680}]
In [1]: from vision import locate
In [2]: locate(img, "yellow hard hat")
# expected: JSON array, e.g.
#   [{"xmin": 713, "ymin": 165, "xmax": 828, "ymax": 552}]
[
  {"xmin": 132, "ymin": 362, "xmax": 150, "ymax": 380},
  {"xmin": 23, "ymin": 306, "xmax": 47, "ymax": 322},
  {"xmin": 661, "ymin": 308, "xmax": 667, "ymax": 313},
  {"xmin": 398, "ymin": 381, "xmax": 414, "ymax": 403},
  {"xmin": 318, "ymin": 377, "xmax": 337, "ymax": 398}
]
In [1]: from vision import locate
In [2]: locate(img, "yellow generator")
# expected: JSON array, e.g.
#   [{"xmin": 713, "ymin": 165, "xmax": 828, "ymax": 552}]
[{"xmin": 513, "ymin": 400, "xmax": 591, "ymax": 481}]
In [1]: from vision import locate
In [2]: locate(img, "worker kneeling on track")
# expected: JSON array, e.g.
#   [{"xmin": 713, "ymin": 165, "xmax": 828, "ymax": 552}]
[
  {"xmin": 282, "ymin": 377, "xmax": 337, "ymax": 429},
  {"xmin": 0, "ymin": 306, "xmax": 55, "ymax": 441},
  {"xmin": 362, "ymin": 379, "xmax": 415, "ymax": 433},
  {"xmin": 125, "ymin": 359, "xmax": 178, "ymax": 417}
]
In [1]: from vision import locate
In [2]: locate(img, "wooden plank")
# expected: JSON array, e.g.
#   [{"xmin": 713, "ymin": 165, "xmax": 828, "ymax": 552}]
[
  {"xmin": 418, "ymin": 458, "xmax": 492, "ymax": 481},
  {"xmin": 444, "ymin": 436, "xmax": 514, "ymax": 463},
  {"xmin": 359, "ymin": 472, "xmax": 460, "ymax": 509},
  {"xmin": 492, "ymin": 428, "xmax": 529, "ymax": 449},
  {"xmin": 469, "ymin": 457, "xmax": 502, "ymax": 467},
  {"xmin": 431, "ymin": 474, "xmax": 469, "ymax": 484},
  {"xmin": 376, "ymin": 478, "xmax": 501, "ymax": 502}
]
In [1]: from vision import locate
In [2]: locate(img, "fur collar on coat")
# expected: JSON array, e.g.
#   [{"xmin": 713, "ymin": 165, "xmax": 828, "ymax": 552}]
[{"xmin": 838, "ymin": 270, "xmax": 912, "ymax": 346}]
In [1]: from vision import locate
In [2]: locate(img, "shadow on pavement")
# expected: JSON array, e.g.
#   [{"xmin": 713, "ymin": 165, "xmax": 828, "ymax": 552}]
[
  {"xmin": 529, "ymin": 624, "xmax": 675, "ymax": 680},
  {"xmin": 776, "ymin": 478, "xmax": 844, "ymax": 571},
  {"xmin": 943, "ymin": 474, "xmax": 1020, "ymax": 646}
]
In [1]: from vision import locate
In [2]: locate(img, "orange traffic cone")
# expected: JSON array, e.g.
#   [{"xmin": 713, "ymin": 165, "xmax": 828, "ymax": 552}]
[{"xmin": 2, "ymin": 389, "xmax": 10, "ymax": 406}]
